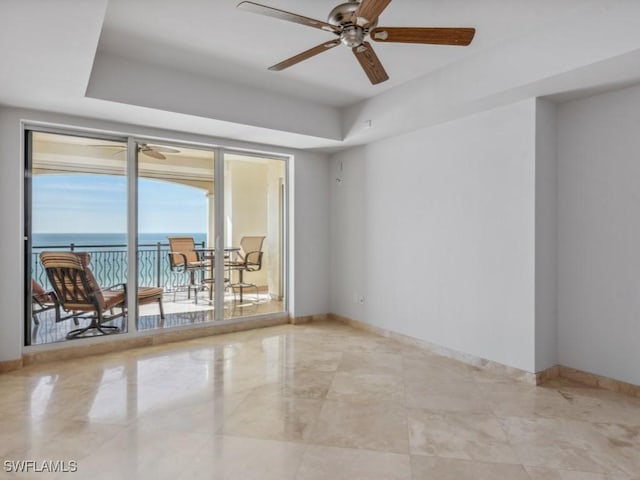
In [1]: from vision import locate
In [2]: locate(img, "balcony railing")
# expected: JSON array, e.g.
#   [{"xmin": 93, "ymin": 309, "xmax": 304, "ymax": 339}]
[{"xmin": 31, "ymin": 241, "xmax": 205, "ymax": 291}]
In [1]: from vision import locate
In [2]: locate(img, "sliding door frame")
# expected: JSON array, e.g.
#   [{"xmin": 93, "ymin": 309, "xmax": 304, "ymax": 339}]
[
  {"xmin": 222, "ymin": 148, "xmax": 290, "ymax": 315},
  {"xmin": 213, "ymin": 147, "xmax": 225, "ymax": 319},
  {"xmin": 23, "ymin": 126, "xmax": 129, "ymax": 346},
  {"xmin": 127, "ymin": 137, "xmax": 139, "ymax": 333},
  {"xmin": 24, "ymin": 124, "xmax": 290, "ymax": 346},
  {"xmin": 23, "ymin": 130, "xmax": 33, "ymax": 345}
]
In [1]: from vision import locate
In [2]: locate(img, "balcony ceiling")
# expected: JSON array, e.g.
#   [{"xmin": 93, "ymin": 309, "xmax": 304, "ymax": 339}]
[
  {"xmin": 33, "ymin": 133, "xmax": 215, "ymax": 191},
  {"xmin": 2, "ymin": 1, "xmax": 640, "ymax": 151}
]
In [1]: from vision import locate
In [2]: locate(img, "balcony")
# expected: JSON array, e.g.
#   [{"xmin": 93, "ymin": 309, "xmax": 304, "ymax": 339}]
[
  {"xmin": 28, "ymin": 132, "xmax": 287, "ymax": 346},
  {"xmin": 30, "ymin": 241, "xmax": 283, "ymax": 345}
]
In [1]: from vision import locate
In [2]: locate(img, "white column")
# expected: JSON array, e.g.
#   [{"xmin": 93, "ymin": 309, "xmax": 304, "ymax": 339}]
[{"xmin": 206, "ymin": 191, "xmax": 215, "ymax": 247}]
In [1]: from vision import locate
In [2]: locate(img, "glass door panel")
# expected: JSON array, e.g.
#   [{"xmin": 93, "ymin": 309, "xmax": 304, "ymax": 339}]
[
  {"xmin": 28, "ymin": 132, "xmax": 128, "ymax": 345},
  {"xmin": 223, "ymin": 152, "xmax": 286, "ymax": 319},
  {"xmin": 136, "ymin": 143, "xmax": 216, "ymax": 330},
  {"xmin": 27, "ymin": 131, "xmax": 289, "ymax": 345}
]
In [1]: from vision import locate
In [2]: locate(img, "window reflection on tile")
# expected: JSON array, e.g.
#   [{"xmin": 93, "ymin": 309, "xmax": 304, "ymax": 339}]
[{"xmin": 2, "ymin": 322, "xmax": 640, "ymax": 480}]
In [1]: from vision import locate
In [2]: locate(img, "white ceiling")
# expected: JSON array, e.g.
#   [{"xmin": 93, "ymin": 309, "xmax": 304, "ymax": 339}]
[
  {"xmin": 99, "ymin": 0, "xmax": 592, "ymax": 107},
  {"xmin": 2, "ymin": 0, "xmax": 640, "ymax": 152}
]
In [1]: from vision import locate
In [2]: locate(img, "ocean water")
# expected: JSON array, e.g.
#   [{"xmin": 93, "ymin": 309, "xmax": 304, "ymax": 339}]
[
  {"xmin": 32, "ymin": 233, "xmax": 207, "ymax": 249},
  {"xmin": 31, "ymin": 233, "xmax": 207, "ymax": 288}
]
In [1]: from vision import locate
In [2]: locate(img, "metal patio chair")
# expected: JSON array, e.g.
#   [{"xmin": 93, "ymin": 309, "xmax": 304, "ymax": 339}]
[
  {"xmin": 226, "ymin": 235, "xmax": 265, "ymax": 303},
  {"xmin": 167, "ymin": 236, "xmax": 209, "ymax": 302},
  {"xmin": 40, "ymin": 251, "xmax": 164, "ymax": 339}
]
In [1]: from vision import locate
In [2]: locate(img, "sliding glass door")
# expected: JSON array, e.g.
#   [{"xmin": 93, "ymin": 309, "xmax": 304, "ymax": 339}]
[
  {"xmin": 26, "ymin": 130, "xmax": 288, "ymax": 346},
  {"xmin": 27, "ymin": 131, "xmax": 128, "ymax": 345},
  {"xmin": 222, "ymin": 152, "xmax": 287, "ymax": 320},
  {"xmin": 135, "ymin": 143, "xmax": 216, "ymax": 330}
]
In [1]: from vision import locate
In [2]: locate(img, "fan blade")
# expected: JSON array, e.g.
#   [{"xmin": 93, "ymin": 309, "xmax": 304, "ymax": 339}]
[
  {"xmin": 88, "ymin": 145, "xmax": 126, "ymax": 156},
  {"xmin": 352, "ymin": 42, "xmax": 388, "ymax": 85},
  {"xmin": 147, "ymin": 145, "xmax": 180, "ymax": 154},
  {"xmin": 370, "ymin": 27, "xmax": 475, "ymax": 46},
  {"xmin": 269, "ymin": 39, "xmax": 341, "ymax": 71},
  {"xmin": 355, "ymin": 0, "xmax": 393, "ymax": 24},
  {"xmin": 237, "ymin": 1, "xmax": 340, "ymax": 33},
  {"xmin": 141, "ymin": 149, "xmax": 166, "ymax": 160}
]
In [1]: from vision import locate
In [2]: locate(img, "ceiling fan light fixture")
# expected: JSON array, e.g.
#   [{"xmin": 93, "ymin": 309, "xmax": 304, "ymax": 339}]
[{"xmin": 341, "ymin": 26, "xmax": 365, "ymax": 48}]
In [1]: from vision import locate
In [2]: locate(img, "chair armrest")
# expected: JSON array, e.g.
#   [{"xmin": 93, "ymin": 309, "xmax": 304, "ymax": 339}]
[
  {"xmin": 168, "ymin": 251, "xmax": 189, "ymax": 272},
  {"xmin": 244, "ymin": 250, "xmax": 263, "ymax": 266}
]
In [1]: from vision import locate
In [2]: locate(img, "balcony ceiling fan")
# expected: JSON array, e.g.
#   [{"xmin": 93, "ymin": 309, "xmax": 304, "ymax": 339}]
[
  {"xmin": 237, "ymin": 0, "xmax": 476, "ymax": 85},
  {"xmin": 90, "ymin": 143, "xmax": 180, "ymax": 160}
]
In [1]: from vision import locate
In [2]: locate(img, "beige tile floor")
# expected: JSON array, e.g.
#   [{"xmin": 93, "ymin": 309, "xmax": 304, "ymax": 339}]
[{"xmin": 2, "ymin": 322, "xmax": 640, "ymax": 479}]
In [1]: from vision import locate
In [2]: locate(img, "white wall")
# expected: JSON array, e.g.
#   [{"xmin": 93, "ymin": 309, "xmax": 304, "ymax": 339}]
[
  {"xmin": 226, "ymin": 160, "xmax": 269, "ymax": 287},
  {"xmin": 534, "ymin": 99, "xmax": 558, "ymax": 371},
  {"xmin": 557, "ymin": 84, "xmax": 640, "ymax": 385},
  {"xmin": 0, "ymin": 107, "xmax": 330, "ymax": 362},
  {"xmin": 342, "ymin": 2, "xmax": 640, "ymax": 147},
  {"xmin": 291, "ymin": 151, "xmax": 331, "ymax": 318},
  {"xmin": 330, "ymin": 100, "xmax": 538, "ymax": 372},
  {"xmin": 0, "ymin": 109, "xmax": 25, "ymax": 361}
]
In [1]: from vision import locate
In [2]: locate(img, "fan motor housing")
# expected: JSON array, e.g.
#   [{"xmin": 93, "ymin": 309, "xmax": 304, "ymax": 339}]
[
  {"xmin": 328, "ymin": 1, "xmax": 377, "ymax": 28},
  {"xmin": 329, "ymin": 1, "xmax": 377, "ymax": 48},
  {"xmin": 327, "ymin": 2, "xmax": 357, "ymax": 26}
]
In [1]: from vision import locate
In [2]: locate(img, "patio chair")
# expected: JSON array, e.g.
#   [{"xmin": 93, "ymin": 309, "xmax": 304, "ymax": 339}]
[
  {"xmin": 167, "ymin": 236, "xmax": 209, "ymax": 302},
  {"xmin": 30, "ymin": 278, "xmax": 63, "ymax": 325},
  {"xmin": 226, "ymin": 235, "xmax": 265, "ymax": 302},
  {"xmin": 40, "ymin": 251, "xmax": 164, "ymax": 339}
]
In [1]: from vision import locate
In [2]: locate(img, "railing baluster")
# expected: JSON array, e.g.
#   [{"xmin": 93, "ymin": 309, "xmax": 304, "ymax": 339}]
[
  {"xmin": 156, "ymin": 242, "xmax": 161, "ymax": 287},
  {"xmin": 31, "ymin": 242, "xmax": 182, "ymax": 293}
]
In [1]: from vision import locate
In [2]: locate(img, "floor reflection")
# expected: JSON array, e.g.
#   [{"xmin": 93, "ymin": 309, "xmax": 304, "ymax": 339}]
[{"xmin": 3, "ymin": 322, "xmax": 640, "ymax": 479}]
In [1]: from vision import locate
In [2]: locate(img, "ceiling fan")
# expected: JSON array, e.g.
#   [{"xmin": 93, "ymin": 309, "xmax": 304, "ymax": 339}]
[
  {"xmin": 90, "ymin": 143, "xmax": 180, "ymax": 160},
  {"xmin": 237, "ymin": 0, "xmax": 476, "ymax": 85}
]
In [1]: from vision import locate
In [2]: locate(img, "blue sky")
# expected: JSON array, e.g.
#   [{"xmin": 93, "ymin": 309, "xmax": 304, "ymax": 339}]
[{"xmin": 33, "ymin": 175, "xmax": 207, "ymax": 233}]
